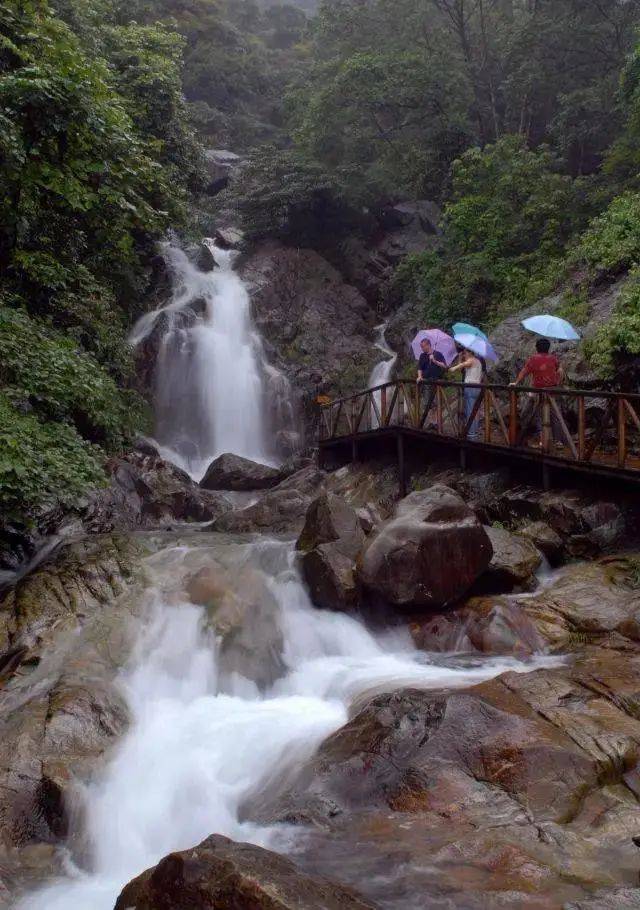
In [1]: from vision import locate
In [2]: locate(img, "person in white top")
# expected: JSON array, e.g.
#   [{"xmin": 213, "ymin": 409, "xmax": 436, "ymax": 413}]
[{"xmin": 450, "ymin": 348, "xmax": 483, "ymax": 439}]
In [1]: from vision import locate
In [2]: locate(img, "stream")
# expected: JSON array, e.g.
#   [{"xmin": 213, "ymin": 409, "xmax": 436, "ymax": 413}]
[{"xmin": 17, "ymin": 536, "xmax": 555, "ymax": 910}]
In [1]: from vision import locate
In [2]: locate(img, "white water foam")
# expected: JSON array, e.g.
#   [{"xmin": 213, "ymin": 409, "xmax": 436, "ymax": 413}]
[
  {"xmin": 129, "ymin": 242, "xmax": 295, "ymax": 481},
  {"xmin": 17, "ymin": 538, "xmax": 560, "ymax": 910},
  {"xmin": 368, "ymin": 322, "xmax": 398, "ymax": 428}
]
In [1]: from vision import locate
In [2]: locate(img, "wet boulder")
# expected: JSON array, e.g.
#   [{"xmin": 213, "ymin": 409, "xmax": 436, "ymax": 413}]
[
  {"xmin": 85, "ymin": 451, "xmax": 232, "ymax": 531},
  {"xmin": 0, "ymin": 537, "xmax": 143, "ymax": 857},
  {"xmin": 186, "ymin": 565, "xmax": 285, "ymax": 689},
  {"xmin": 200, "ymin": 453, "xmax": 283, "ymax": 492},
  {"xmin": 297, "ymin": 494, "xmax": 366, "ymax": 611},
  {"xmin": 114, "ymin": 833, "xmax": 375, "ymax": 910},
  {"xmin": 518, "ymin": 520, "xmax": 564, "ymax": 565},
  {"xmin": 475, "ymin": 526, "xmax": 542, "ymax": 594},
  {"xmin": 357, "ymin": 486, "xmax": 493, "ymax": 610}
]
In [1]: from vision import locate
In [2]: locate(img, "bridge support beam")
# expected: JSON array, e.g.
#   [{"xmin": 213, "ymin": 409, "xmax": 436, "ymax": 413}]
[
  {"xmin": 397, "ymin": 431, "xmax": 407, "ymax": 499},
  {"xmin": 351, "ymin": 436, "xmax": 358, "ymax": 463}
]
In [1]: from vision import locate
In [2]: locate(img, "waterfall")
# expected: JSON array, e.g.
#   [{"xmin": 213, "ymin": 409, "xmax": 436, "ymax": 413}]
[
  {"xmin": 16, "ymin": 537, "xmax": 555, "ymax": 910},
  {"xmin": 368, "ymin": 322, "xmax": 398, "ymax": 390},
  {"xmin": 129, "ymin": 241, "xmax": 298, "ymax": 480},
  {"xmin": 368, "ymin": 322, "xmax": 398, "ymax": 427}
]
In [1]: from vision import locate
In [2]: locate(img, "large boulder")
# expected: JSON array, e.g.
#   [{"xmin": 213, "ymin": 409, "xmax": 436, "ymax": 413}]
[
  {"xmin": 85, "ymin": 451, "xmax": 231, "ymax": 532},
  {"xmin": 211, "ymin": 465, "xmax": 326, "ymax": 535},
  {"xmin": 185, "ymin": 564, "xmax": 285, "ymax": 689},
  {"xmin": 475, "ymin": 525, "xmax": 542, "ymax": 594},
  {"xmin": 114, "ymin": 834, "xmax": 375, "ymax": 910},
  {"xmin": 297, "ymin": 494, "xmax": 366, "ymax": 611},
  {"xmin": 200, "ymin": 453, "xmax": 284, "ymax": 492},
  {"xmin": 357, "ymin": 486, "xmax": 493, "ymax": 609},
  {"xmin": 248, "ymin": 644, "xmax": 640, "ymax": 908}
]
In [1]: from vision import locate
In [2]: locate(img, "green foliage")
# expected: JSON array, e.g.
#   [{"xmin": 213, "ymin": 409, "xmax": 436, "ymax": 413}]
[
  {"xmin": 0, "ymin": 392, "xmax": 105, "ymax": 522},
  {"xmin": 289, "ymin": 0, "xmax": 640, "ymax": 196},
  {"xmin": 569, "ymin": 192, "xmax": 640, "ymax": 277},
  {"xmin": 0, "ymin": 0, "xmax": 197, "ymax": 523},
  {"xmin": 394, "ymin": 137, "xmax": 585, "ymax": 329},
  {"xmin": 586, "ymin": 272, "xmax": 640, "ymax": 379},
  {"xmin": 0, "ymin": 307, "xmax": 143, "ymax": 446},
  {"xmin": 290, "ymin": 48, "xmax": 471, "ymax": 197}
]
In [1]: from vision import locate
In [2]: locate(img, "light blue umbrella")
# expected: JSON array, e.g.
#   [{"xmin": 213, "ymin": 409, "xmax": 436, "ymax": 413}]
[
  {"xmin": 452, "ymin": 322, "xmax": 488, "ymax": 342},
  {"xmin": 454, "ymin": 333, "xmax": 499, "ymax": 363},
  {"xmin": 522, "ymin": 314, "xmax": 580, "ymax": 341}
]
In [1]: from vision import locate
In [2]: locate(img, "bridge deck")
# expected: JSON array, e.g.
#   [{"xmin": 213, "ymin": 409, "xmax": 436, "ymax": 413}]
[{"xmin": 318, "ymin": 380, "xmax": 640, "ymax": 495}]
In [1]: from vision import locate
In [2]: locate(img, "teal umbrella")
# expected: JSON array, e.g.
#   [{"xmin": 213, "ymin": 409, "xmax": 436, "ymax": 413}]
[{"xmin": 452, "ymin": 322, "xmax": 488, "ymax": 342}]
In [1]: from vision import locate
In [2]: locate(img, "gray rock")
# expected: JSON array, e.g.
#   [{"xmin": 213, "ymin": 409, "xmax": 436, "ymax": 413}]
[
  {"xmin": 239, "ymin": 242, "xmax": 377, "ymax": 409},
  {"xmin": 195, "ymin": 241, "xmax": 217, "ymax": 272},
  {"xmin": 297, "ymin": 493, "xmax": 365, "ymax": 556},
  {"xmin": 114, "ymin": 833, "xmax": 376, "ymax": 910},
  {"xmin": 200, "ymin": 453, "xmax": 284, "ymax": 491},
  {"xmin": 358, "ymin": 486, "xmax": 493, "ymax": 609},
  {"xmin": 519, "ymin": 521, "xmax": 564, "ymax": 565},
  {"xmin": 85, "ymin": 452, "xmax": 232, "ymax": 531},
  {"xmin": 476, "ymin": 525, "xmax": 542, "ymax": 593},
  {"xmin": 564, "ymin": 890, "xmax": 640, "ymax": 909},
  {"xmin": 297, "ymin": 494, "xmax": 366, "ymax": 612}
]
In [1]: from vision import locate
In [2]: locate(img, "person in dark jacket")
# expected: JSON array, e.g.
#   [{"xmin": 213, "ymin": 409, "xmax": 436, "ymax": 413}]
[{"xmin": 417, "ymin": 338, "xmax": 446, "ymax": 383}]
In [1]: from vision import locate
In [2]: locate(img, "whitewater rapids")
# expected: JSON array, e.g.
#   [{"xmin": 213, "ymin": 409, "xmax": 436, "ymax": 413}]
[{"xmin": 17, "ymin": 536, "xmax": 558, "ymax": 910}]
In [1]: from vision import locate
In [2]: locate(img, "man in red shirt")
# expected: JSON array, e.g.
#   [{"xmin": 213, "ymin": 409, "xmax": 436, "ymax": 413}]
[
  {"xmin": 511, "ymin": 339, "xmax": 564, "ymax": 446},
  {"xmin": 513, "ymin": 338, "xmax": 563, "ymax": 388}
]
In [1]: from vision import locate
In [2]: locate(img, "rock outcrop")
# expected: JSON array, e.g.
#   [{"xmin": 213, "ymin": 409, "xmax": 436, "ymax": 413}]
[
  {"xmin": 86, "ymin": 451, "xmax": 232, "ymax": 532},
  {"xmin": 358, "ymin": 486, "xmax": 493, "ymax": 609},
  {"xmin": 114, "ymin": 834, "xmax": 376, "ymax": 910},
  {"xmin": 296, "ymin": 493, "xmax": 366, "ymax": 611},
  {"xmin": 240, "ymin": 241, "xmax": 377, "ymax": 403},
  {"xmin": 0, "ymin": 537, "xmax": 146, "ymax": 859},
  {"xmin": 200, "ymin": 452, "xmax": 284, "ymax": 491},
  {"xmin": 249, "ymin": 644, "xmax": 640, "ymax": 909},
  {"xmin": 211, "ymin": 464, "xmax": 325, "ymax": 534},
  {"xmin": 476, "ymin": 525, "xmax": 542, "ymax": 593}
]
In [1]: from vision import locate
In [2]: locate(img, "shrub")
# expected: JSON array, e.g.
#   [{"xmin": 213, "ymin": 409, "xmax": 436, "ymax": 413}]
[
  {"xmin": 569, "ymin": 191, "xmax": 640, "ymax": 276},
  {"xmin": 0, "ymin": 393, "xmax": 105, "ymax": 522}
]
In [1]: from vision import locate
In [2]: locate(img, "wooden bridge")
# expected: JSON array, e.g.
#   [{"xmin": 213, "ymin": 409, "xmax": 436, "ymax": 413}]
[{"xmin": 318, "ymin": 380, "xmax": 640, "ymax": 496}]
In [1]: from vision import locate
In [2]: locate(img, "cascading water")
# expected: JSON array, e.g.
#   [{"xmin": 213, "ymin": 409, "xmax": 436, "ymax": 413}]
[
  {"xmin": 129, "ymin": 241, "xmax": 298, "ymax": 480},
  {"xmin": 16, "ymin": 536, "xmax": 557, "ymax": 910},
  {"xmin": 368, "ymin": 322, "xmax": 398, "ymax": 428}
]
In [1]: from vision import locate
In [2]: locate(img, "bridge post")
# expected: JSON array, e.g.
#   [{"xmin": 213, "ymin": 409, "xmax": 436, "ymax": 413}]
[
  {"xmin": 397, "ymin": 431, "xmax": 407, "ymax": 499},
  {"xmin": 351, "ymin": 436, "xmax": 358, "ymax": 463}
]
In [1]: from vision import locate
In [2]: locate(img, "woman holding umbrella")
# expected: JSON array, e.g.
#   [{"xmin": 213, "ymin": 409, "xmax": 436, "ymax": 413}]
[{"xmin": 449, "ymin": 333, "xmax": 498, "ymax": 440}]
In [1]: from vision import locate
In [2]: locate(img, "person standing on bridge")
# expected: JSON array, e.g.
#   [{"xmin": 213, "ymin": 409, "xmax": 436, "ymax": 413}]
[
  {"xmin": 449, "ymin": 347, "xmax": 484, "ymax": 440},
  {"xmin": 511, "ymin": 338, "xmax": 564, "ymax": 446},
  {"xmin": 416, "ymin": 338, "xmax": 447, "ymax": 384}
]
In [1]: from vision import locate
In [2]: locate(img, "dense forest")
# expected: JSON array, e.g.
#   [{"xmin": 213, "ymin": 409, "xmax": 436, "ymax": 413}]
[{"xmin": 3, "ymin": 0, "xmax": 640, "ymax": 528}]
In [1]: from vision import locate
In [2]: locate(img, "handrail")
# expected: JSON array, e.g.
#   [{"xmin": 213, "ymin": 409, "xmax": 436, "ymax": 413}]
[
  {"xmin": 323, "ymin": 379, "xmax": 639, "ymax": 409},
  {"xmin": 318, "ymin": 379, "xmax": 640, "ymax": 474}
]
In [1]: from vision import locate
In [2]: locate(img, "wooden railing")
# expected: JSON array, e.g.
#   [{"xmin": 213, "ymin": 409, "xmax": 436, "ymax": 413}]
[{"xmin": 319, "ymin": 380, "xmax": 640, "ymax": 473}]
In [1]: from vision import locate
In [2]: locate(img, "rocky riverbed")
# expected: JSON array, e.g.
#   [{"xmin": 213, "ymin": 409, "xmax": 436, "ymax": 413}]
[{"xmin": 1, "ymin": 452, "xmax": 640, "ymax": 910}]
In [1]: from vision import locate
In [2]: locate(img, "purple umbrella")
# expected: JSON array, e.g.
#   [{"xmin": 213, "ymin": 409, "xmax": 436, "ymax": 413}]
[{"xmin": 411, "ymin": 329, "xmax": 457, "ymax": 366}]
